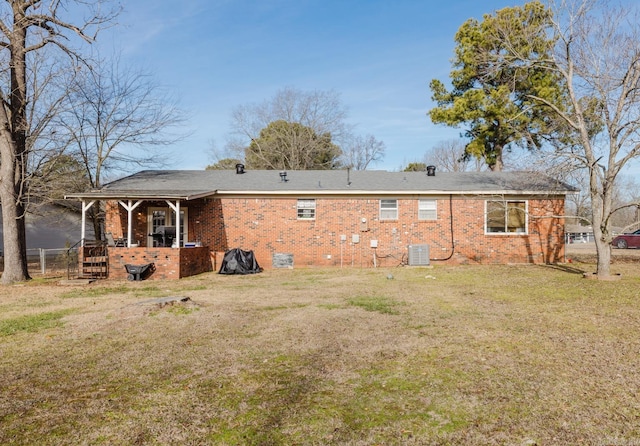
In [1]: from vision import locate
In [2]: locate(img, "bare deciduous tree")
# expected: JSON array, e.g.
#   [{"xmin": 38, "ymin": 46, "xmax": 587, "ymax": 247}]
[
  {"xmin": 608, "ymin": 175, "xmax": 640, "ymax": 230},
  {"xmin": 57, "ymin": 55, "xmax": 186, "ymax": 238},
  {"xmin": 0, "ymin": 0, "xmax": 119, "ymax": 284},
  {"xmin": 64, "ymin": 56, "xmax": 185, "ymax": 185},
  {"xmin": 498, "ymin": 0, "xmax": 640, "ymax": 277},
  {"xmin": 5, "ymin": 51, "xmax": 84, "ymax": 208},
  {"xmin": 229, "ymin": 87, "xmax": 350, "ymax": 154},
  {"xmin": 227, "ymin": 87, "xmax": 387, "ymax": 170},
  {"xmin": 424, "ymin": 139, "xmax": 486, "ymax": 172},
  {"xmin": 341, "ymin": 134, "xmax": 385, "ymax": 170}
]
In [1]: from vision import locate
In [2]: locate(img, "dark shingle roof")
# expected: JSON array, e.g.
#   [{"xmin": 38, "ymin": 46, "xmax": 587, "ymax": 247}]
[{"xmin": 65, "ymin": 169, "xmax": 577, "ymax": 200}]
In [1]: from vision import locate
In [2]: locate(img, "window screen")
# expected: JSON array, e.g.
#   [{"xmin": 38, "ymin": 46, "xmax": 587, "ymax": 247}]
[{"xmin": 380, "ymin": 199, "xmax": 398, "ymax": 220}]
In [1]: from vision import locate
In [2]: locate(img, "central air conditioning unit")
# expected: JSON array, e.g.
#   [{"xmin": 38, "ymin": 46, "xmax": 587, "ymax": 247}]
[{"xmin": 407, "ymin": 244, "xmax": 430, "ymax": 266}]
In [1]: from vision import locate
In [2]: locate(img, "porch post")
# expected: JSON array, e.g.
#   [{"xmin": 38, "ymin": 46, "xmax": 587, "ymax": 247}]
[
  {"xmin": 165, "ymin": 200, "xmax": 181, "ymax": 247},
  {"xmin": 176, "ymin": 201, "xmax": 181, "ymax": 247},
  {"xmin": 118, "ymin": 200, "xmax": 144, "ymax": 247},
  {"xmin": 80, "ymin": 200, "xmax": 95, "ymax": 247}
]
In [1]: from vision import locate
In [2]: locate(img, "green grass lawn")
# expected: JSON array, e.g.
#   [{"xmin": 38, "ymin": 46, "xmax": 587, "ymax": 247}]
[{"xmin": 1, "ymin": 262, "xmax": 639, "ymax": 445}]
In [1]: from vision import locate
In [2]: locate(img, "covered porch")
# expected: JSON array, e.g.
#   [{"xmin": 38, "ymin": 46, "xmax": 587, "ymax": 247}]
[{"xmin": 67, "ymin": 185, "xmax": 220, "ymax": 280}]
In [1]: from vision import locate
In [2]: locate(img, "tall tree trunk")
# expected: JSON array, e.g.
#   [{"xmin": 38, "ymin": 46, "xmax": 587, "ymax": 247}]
[
  {"xmin": 594, "ymin": 235, "xmax": 612, "ymax": 277},
  {"xmin": 590, "ymin": 174, "xmax": 612, "ymax": 278},
  {"xmin": 0, "ymin": 104, "xmax": 30, "ymax": 283},
  {"xmin": 491, "ymin": 156, "xmax": 504, "ymax": 172},
  {"xmin": 0, "ymin": 7, "xmax": 31, "ymax": 283},
  {"xmin": 487, "ymin": 145, "xmax": 504, "ymax": 171},
  {"xmin": 89, "ymin": 205, "xmax": 103, "ymax": 241},
  {"xmin": 0, "ymin": 1, "xmax": 118, "ymax": 283}
]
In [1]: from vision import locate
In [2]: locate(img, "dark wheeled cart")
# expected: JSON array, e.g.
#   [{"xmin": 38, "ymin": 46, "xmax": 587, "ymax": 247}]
[{"xmin": 124, "ymin": 263, "xmax": 155, "ymax": 281}]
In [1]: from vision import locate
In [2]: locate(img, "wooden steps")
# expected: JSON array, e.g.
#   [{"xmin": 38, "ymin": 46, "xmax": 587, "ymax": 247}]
[{"xmin": 80, "ymin": 246, "xmax": 109, "ymax": 279}]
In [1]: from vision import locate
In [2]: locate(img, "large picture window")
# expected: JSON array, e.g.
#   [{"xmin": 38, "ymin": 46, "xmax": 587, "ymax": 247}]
[
  {"xmin": 486, "ymin": 200, "xmax": 527, "ymax": 234},
  {"xmin": 418, "ymin": 199, "xmax": 437, "ymax": 220},
  {"xmin": 380, "ymin": 199, "xmax": 398, "ymax": 220},
  {"xmin": 297, "ymin": 199, "xmax": 316, "ymax": 220}
]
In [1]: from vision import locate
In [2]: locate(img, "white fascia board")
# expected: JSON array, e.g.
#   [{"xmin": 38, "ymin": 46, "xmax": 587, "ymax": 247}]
[
  {"xmin": 65, "ymin": 191, "xmax": 217, "ymax": 201},
  {"xmin": 215, "ymin": 189, "xmax": 571, "ymax": 197}
]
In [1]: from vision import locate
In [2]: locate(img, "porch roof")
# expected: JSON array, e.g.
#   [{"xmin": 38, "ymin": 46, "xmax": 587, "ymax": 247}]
[{"xmin": 65, "ymin": 169, "xmax": 578, "ymax": 201}]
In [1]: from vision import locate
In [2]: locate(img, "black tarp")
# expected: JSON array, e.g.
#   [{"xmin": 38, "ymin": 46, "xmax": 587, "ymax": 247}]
[{"xmin": 218, "ymin": 248, "xmax": 262, "ymax": 274}]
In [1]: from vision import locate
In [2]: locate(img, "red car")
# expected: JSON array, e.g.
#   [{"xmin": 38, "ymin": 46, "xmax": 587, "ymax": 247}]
[{"xmin": 612, "ymin": 229, "xmax": 640, "ymax": 249}]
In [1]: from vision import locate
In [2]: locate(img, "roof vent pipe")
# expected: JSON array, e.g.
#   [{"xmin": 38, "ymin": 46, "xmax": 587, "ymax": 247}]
[
  {"xmin": 279, "ymin": 171, "xmax": 288, "ymax": 182},
  {"xmin": 426, "ymin": 165, "xmax": 436, "ymax": 176},
  {"xmin": 235, "ymin": 163, "xmax": 245, "ymax": 174}
]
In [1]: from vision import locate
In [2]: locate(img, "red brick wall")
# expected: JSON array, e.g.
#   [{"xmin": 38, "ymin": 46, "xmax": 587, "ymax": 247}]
[
  {"xmin": 104, "ymin": 201, "xmax": 153, "ymax": 244},
  {"xmin": 107, "ymin": 246, "xmax": 211, "ymax": 280},
  {"xmin": 104, "ymin": 195, "xmax": 566, "ymax": 272},
  {"xmin": 180, "ymin": 246, "xmax": 214, "ymax": 277}
]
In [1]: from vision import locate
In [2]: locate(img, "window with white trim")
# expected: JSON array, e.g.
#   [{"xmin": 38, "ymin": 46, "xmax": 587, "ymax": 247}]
[
  {"xmin": 418, "ymin": 199, "xmax": 437, "ymax": 220},
  {"xmin": 486, "ymin": 200, "xmax": 527, "ymax": 234},
  {"xmin": 297, "ymin": 199, "xmax": 316, "ymax": 220},
  {"xmin": 380, "ymin": 199, "xmax": 398, "ymax": 220}
]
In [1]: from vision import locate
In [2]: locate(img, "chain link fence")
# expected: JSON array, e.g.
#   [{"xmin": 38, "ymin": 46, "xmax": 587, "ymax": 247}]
[{"xmin": 0, "ymin": 247, "xmax": 78, "ymax": 276}]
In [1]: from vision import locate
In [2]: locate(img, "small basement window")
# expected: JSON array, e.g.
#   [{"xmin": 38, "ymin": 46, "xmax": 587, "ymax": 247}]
[
  {"xmin": 486, "ymin": 200, "xmax": 527, "ymax": 234},
  {"xmin": 297, "ymin": 199, "xmax": 316, "ymax": 220},
  {"xmin": 418, "ymin": 199, "xmax": 437, "ymax": 220},
  {"xmin": 380, "ymin": 199, "xmax": 398, "ymax": 220}
]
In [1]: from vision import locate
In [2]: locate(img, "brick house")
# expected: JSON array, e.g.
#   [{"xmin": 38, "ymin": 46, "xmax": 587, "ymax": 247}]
[{"xmin": 66, "ymin": 168, "xmax": 575, "ymax": 280}]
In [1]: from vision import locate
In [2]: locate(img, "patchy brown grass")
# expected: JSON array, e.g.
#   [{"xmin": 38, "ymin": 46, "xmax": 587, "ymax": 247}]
[{"xmin": 1, "ymin": 263, "xmax": 640, "ymax": 445}]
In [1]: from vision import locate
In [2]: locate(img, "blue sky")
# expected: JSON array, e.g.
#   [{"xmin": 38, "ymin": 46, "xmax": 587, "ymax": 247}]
[{"xmin": 96, "ymin": 0, "xmax": 529, "ymax": 171}]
